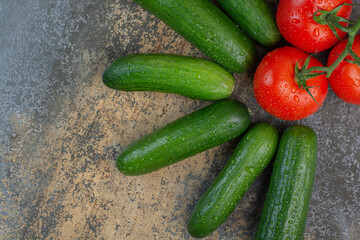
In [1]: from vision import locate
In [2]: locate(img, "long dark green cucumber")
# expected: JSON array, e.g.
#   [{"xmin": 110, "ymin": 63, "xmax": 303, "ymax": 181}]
[
  {"xmin": 102, "ymin": 54, "xmax": 235, "ymax": 101},
  {"xmin": 134, "ymin": 0, "xmax": 257, "ymax": 73},
  {"xmin": 216, "ymin": 0, "xmax": 280, "ymax": 46},
  {"xmin": 187, "ymin": 123, "xmax": 279, "ymax": 238},
  {"xmin": 256, "ymin": 125, "xmax": 318, "ymax": 240},
  {"xmin": 117, "ymin": 100, "xmax": 251, "ymax": 176}
]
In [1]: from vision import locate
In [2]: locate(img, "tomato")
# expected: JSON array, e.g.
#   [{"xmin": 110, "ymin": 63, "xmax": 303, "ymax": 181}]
[
  {"xmin": 327, "ymin": 35, "xmax": 360, "ymax": 105},
  {"xmin": 253, "ymin": 47, "xmax": 328, "ymax": 121},
  {"xmin": 276, "ymin": 0, "xmax": 352, "ymax": 53}
]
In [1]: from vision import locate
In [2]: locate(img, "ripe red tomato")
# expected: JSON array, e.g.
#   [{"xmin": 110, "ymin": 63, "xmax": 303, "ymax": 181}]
[
  {"xmin": 254, "ymin": 47, "xmax": 328, "ymax": 121},
  {"xmin": 327, "ymin": 35, "xmax": 360, "ymax": 105},
  {"xmin": 276, "ymin": 0, "xmax": 352, "ymax": 53}
]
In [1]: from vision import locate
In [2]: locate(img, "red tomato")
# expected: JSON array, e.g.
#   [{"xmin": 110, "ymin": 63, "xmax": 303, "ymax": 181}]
[
  {"xmin": 254, "ymin": 47, "xmax": 328, "ymax": 121},
  {"xmin": 327, "ymin": 35, "xmax": 360, "ymax": 105},
  {"xmin": 277, "ymin": 0, "xmax": 352, "ymax": 53}
]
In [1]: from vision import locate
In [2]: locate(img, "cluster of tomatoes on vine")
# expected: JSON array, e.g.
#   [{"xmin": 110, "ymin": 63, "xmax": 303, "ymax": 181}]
[{"xmin": 254, "ymin": 0, "xmax": 360, "ymax": 121}]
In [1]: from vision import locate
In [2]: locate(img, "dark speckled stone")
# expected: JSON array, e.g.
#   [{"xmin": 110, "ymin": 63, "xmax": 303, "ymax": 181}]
[{"xmin": 0, "ymin": 0, "xmax": 359, "ymax": 239}]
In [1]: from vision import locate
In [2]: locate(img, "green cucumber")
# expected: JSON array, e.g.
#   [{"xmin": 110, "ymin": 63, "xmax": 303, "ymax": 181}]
[
  {"xmin": 117, "ymin": 100, "xmax": 251, "ymax": 176},
  {"xmin": 102, "ymin": 54, "xmax": 235, "ymax": 101},
  {"xmin": 256, "ymin": 125, "xmax": 318, "ymax": 240},
  {"xmin": 134, "ymin": 0, "xmax": 257, "ymax": 73},
  {"xmin": 187, "ymin": 123, "xmax": 279, "ymax": 238},
  {"xmin": 216, "ymin": 0, "xmax": 280, "ymax": 46}
]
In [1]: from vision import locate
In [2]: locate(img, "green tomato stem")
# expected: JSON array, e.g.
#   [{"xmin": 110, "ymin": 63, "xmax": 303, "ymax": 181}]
[{"xmin": 294, "ymin": 3, "xmax": 360, "ymax": 104}]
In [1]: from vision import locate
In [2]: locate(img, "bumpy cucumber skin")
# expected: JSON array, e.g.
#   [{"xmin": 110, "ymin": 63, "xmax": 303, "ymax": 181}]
[
  {"xmin": 256, "ymin": 125, "xmax": 318, "ymax": 240},
  {"xmin": 117, "ymin": 100, "xmax": 251, "ymax": 176},
  {"xmin": 187, "ymin": 123, "xmax": 279, "ymax": 238},
  {"xmin": 102, "ymin": 54, "xmax": 235, "ymax": 101},
  {"xmin": 216, "ymin": 0, "xmax": 280, "ymax": 46},
  {"xmin": 134, "ymin": 0, "xmax": 257, "ymax": 73}
]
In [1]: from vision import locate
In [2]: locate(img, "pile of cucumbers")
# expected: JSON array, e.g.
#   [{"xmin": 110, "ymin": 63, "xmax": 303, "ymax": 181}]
[{"xmin": 102, "ymin": 0, "xmax": 319, "ymax": 239}]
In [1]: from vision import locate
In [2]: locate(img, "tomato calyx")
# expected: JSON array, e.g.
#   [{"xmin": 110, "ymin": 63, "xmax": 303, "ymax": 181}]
[
  {"xmin": 295, "ymin": 3, "xmax": 360, "ymax": 103},
  {"xmin": 313, "ymin": 3, "xmax": 355, "ymax": 40},
  {"xmin": 294, "ymin": 57, "xmax": 325, "ymax": 105}
]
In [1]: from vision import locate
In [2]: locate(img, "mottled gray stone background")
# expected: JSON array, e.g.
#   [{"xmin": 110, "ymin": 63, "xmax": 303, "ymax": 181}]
[{"xmin": 0, "ymin": 0, "xmax": 359, "ymax": 239}]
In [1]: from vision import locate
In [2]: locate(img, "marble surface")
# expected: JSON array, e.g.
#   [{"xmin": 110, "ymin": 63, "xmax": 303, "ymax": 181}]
[{"xmin": 0, "ymin": 0, "xmax": 359, "ymax": 239}]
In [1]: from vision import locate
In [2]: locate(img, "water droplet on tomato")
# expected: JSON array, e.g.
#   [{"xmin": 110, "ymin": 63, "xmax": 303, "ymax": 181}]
[
  {"xmin": 294, "ymin": 95, "xmax": 300, "ymax": 102},
  {"xmin": 317, "ymin": 0, "xmax": 322, "ymax": 4},
  {"xmin": 354, "ymin": 77, "xmax": 360, "ymax": 87},
  {"xmin": 291, "ymin": 88, "xmax": 296, "ymax": 93},
  {"xmin": 292, "ymin": 19, "xmax": 301, "ymax": 24},
  {"xmin": 285, "ymin": 96, "xmax": 289, "ymax": 100},
  {"xmin": 290, "ymin": 11, "xmax": 294, "ymax": 16},
  {"xmin": 313, "ymin": 28, "xmax": 320, "ymax": 37}
]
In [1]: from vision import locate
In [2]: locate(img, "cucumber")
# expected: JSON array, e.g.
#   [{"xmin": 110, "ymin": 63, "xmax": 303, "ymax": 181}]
[
  {"xmin": 117, "ymin": 100, "xmax": 251, "ymax": 176},
  {"xmin": 216, "ymin": 0, "xmax": 280, "ymax": 46},
  {"xmin": 187, "ymin": 123, "xmax": 279, "ymax": 238},
  {"xmin": 134, "ymin": 0, "xmax": 257, "ymax": 73},
  {"xmin": 102, "ymin": 54, "xmax": 235, "ymax": 101},
  {"xmin": 256, "ymin": 125, "xmax": 318, "ymax": 240}
]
